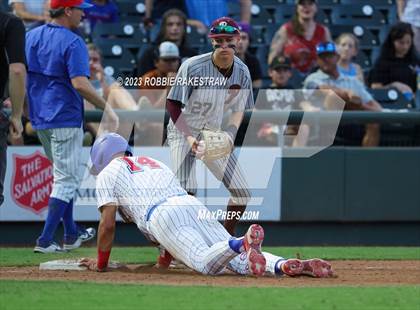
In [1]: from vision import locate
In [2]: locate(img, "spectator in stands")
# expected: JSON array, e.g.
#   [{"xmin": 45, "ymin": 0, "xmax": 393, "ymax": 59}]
[
  {"xmin": 136, "ymin": 41, "xmax": 181, "ymax": 146},
  {"xmin": 304, "ymin": 42, "xmax": 382, "ymax": 147},
  {"xmin": 369, "ymin": 22, "xmax": 419, "ymax": 101},
  {"xmin": 144, "ymin": 0, "xmax": 187, "ymax": 28},
  {"xmin": 397, "ymin": 0, "xmax": 420, "ymax": 54},
  {"xmin": 85, "ymin": 43, "xmax": 138, "ymax": 141},
  {"xmin": 137, "ymin": 9, "xmax": 196, "ymax": 76},
  {"xmin": 185, "ymin": 0, "xmax": 251, "ymax": 30},
  {"xmin": 335, "ymin": 33, "xmax": 364, "ymax": 83},
  {"xmin": 268, "ymin": 0, "xmax": 331, "ymax": 76},
  {"xmin": 83, "ymin": 0, "xmax": 119, "ymax": 33},
  {"xmin": 0, "ymin": 12, "xmax": 25, "ymax": 206},
  {"xmin": 257, "ymin": 57, "xmax": 311, "ymax": 146},
  {"xmin": 139, "ymin": 41, "xmax": 180, "ymax": 107},
  {"xmin": 236, "ymin": 22, "xmax": 262, "ymax": 88},
  {"xmin": 9, "ymin": 0, "xmax": 50, "ymax": 30},
  {"xmin": 144, "ymin": 0, "xmax": 206, "ymax": 41}
]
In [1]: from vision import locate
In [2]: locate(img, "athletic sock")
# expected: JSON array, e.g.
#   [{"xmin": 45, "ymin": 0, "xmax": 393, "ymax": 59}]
[
  {"xmin": 274, "ymin": 259, "xmax": 286, "ymax": 275},
  {"xmin": 37, "ymin": 197, "xmax": 67, "ymax": 247},
  {"xmin": 228, "ymin": 237, "xmax": 244, "ymax": 254},
  {"xmin": 62, "ymin": 199, "xmax": 79, "ymax": 244}
]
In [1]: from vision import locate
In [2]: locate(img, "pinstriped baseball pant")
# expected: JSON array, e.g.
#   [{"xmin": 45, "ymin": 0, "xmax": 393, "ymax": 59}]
[
  {"xmin": 147, "ymin": 195, "xmax": 237, "ymax": 275},
  {"xmin": 147, "ymin": 195, "xmax": 284, "ymax": 276},
  {"xmin": 167, "ymin": 133, "xmax": 251, "ymax": 205},
  {"xmin": 37, "ymin": 127, "xmax": 84, "ymax": 203}
]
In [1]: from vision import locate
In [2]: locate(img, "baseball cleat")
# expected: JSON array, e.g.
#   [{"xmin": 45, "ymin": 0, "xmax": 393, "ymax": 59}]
[
  {"xmin": 34, "ymin": 242, "xmax": 66, "ymax": 253},
  {"xmin": 247, "ymin": 248, "xmax": 266, "ymax": 276},
  {"xmin": 243, "ymin": 224, "xmax": 266, "ymax": 276},
  {"xmin": 243, "ymin": 224, "xmax": 265, "ymax": 253},
  {"xmin": 281, "ymin": 258, "xmax": 333, "ymax": 278},
  {"xmin": 156, "ymin": 248, "xmax": 174, "ymax": 269},
  {"xmin": 63, "ymin": 227, "xmax": 96, "ymax": 250}
]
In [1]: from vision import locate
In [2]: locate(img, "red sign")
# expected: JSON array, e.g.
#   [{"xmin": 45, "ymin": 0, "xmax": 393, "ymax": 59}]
[{"xmin": 11, "ymin": 151, "xmax": 53, "ymax": 214}]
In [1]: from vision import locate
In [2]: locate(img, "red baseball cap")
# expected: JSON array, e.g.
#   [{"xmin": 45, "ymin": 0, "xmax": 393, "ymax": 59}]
[
  {"xmin": 208, "ymin": 17, "xmax": 240, "ymax": 38},
  {"xmin": 50, "ymin": 0, "xmax": 93, "ymax": 9}
]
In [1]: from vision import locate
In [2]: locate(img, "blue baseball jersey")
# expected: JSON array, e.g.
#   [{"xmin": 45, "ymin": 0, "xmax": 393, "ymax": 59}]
[
  {"xmin": 84, "ymin": 0, "xmax": 119, "ymax": 30},
  {"xmin": 25, "ymin": 23, "xmax": 90, "ymax": 130}
]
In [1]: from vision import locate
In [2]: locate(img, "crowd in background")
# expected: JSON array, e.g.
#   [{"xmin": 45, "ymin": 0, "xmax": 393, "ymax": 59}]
[{"xmin": 2, "ymin": 0, "xmax": 420, "ymax": 148}]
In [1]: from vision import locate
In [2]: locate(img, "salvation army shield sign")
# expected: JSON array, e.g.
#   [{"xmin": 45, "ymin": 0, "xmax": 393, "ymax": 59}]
[{"xmin": 11, "ymin": 151, "xmax": 53, "ymax": 214}]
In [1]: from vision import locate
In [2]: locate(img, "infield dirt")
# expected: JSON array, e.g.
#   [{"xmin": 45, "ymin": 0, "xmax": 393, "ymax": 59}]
[{"xmin": 0, "ymin": 260, "xmax": 419, "ymax": 287}]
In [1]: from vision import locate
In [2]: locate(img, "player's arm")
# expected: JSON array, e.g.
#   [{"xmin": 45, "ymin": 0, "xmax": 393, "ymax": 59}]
[
  {"xmin": 80, "ymin": 203, "xmax": 117, "ymax": 272},
  {"xmin": 6, "ymin": 16, "xmax": 26, "ymax": 139},
  {"xmin": 268, "ymin": 25, "xmax": 287, "ymax": 65},
  {"xmin": 12, "ymin": 2, "xmax": 46, "ymax": 22},
  {"xmin": 71, "ymin": 76, "xmax": 107, "ymax": 110},
  {"xmin": 96, "ymin": 203, "xmax": 118, "ymax": 271},
  {"xmin": 167, "ymin": 98, "xmax": 198, "ymax": 150}
]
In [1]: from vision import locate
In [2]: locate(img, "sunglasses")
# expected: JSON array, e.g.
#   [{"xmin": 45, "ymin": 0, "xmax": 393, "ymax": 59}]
[
  {"xmin": 316, "ymin": 42, "xmax": 336, "ymax": 54},
  {"xmin": 210, "ymin": 25, "xmax": 239, "ymax": 35}
]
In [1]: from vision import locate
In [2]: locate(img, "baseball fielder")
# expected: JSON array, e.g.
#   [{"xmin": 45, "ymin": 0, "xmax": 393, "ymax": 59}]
[
  {"xmin": 81, "ymin": 133, "xmax": 333, "ymax": 278},
  {"xmin": 166, "ymin": 17, "xmax": 253, "ymax": 235}
]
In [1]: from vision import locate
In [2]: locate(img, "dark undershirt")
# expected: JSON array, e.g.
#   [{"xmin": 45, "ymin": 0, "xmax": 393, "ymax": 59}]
[{"xmin": 0, "ymin": 12, "xmax": 26, "ymax": 101}]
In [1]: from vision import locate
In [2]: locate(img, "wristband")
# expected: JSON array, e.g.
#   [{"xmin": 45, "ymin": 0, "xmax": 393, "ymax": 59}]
[{"xmin": 97, "ymin": 249, "xmax": 111, "ymax": 271}]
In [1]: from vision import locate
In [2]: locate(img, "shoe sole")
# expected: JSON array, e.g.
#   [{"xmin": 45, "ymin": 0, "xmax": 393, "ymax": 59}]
[
  {"xmin": 247, "ymin": 248, "xmax": 266, "ymax": 276},
  {"xmin": 244, "ymin": 224, "xmax": 266, "ymax": 276},
  {"xmin": 282, "ymin": 258, "xmax": 333, "ymax": 278},
  {"xmin": 244, "ymin": 224, "xmax": 265, "ymax": 252},
  {"xmin": 63, "ymin": 238, "xmax": 82, "ymax": 251},
  {"xmin": 80, "ymin": 228, "xmax": 96, "ymax": 243},
  {"xmin": 302, "ymin": 259, "xmax": 333, "ymax": 278},
  {"xmin": 33, "ymin": 246, "xmax": 66, "ymax": 253}
]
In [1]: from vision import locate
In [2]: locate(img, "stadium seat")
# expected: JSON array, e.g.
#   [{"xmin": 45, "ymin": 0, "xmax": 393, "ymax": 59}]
[
  {"xmin": 259, "ymin": 0, "xmax": 287, "ymax": 7},
  {"xmin": 250, "ymin": 25, "xmax": 266, "ymax": 46},
  {"xmin": 185, "ymin": 25, "xmax": 207, "ymax": 47},
  {"xmin": 340, "ymin": 0, "xmax": 394, "ymax": 6},
  {"xmin": 354, "ymin": 49, "xmax": 372, "ymax": 68},
  {"xmin": 340, "ymin": 0, "xmax": 396, "ymax": 25},
  {"xmin": 330, "ymin": 25, "xmax": 379, "ymax": 48},
  {"xmin": 95, "ymin": 43, "xmax": 136, "ymax": 78},
  {"xmin": 227, "ymin": 2, "xmax": 241, "ymax": 20},
  {"xmin": 116, "ymin": 1, "xmax": 147, "ymax": 23},
  {"xmin": 331, "ymin": 5, "xmax": 387, "ymax": 26},
  {"xmin": 264, "ymin": 23, "xmax": 281, "ymax": 43},
  {"xmin": 370, "ymin": 46, "xmax": 381, "ymax": 64},
  {"xmin": 286, "ymin": 0, "xmax": 339, "ymax": 4},
  {"xmin": 255, "ymin": 45, "xmax": 270, "ymax": 77},
  {"xmin": 251, "ymin": 4, "xmax": 275, "ymax": 24},
  {"xmin": 273, "ymin": 5, "xmax": 295, "ymax": 24},
  {"xmin": 1, "ymin": 0, "xmax": 8, "ymax": 11},
  {"xmin": 369, "ymin": 88, "xmax": 415, "ymax": 109},
  {"xmin": 91, "ymin": 23, "xmax": 148, "ymax": 49}
]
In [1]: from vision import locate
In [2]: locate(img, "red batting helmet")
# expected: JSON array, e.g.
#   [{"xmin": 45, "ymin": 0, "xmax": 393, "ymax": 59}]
[{"xmin": 208, "ymin": 17, "xmax": 240, "ymax": 38}]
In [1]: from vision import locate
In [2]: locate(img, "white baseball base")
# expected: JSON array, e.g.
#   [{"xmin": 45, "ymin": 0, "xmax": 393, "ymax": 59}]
[
  {"xmin": 39, "ymin": 259, "xmax": 87, "ymax": 271},
  {"xmin": 39, "ymin": 259, "xmax": 123, "ymax": 271}
]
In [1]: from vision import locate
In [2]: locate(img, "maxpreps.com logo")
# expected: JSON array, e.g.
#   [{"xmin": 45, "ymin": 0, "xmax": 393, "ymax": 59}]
[{"xmin": 11, "ymin": 151, "xmax": 53, "ymax": 214}]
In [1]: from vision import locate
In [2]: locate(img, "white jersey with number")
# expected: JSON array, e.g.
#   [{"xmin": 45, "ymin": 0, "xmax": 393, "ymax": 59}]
[
  {"xmin": 95, "ymin": 156, "xmax": 187, "ymax": 235},
  {"xmin": 95, "ymin": 156, "xmax": 284, "ymax": 276}
]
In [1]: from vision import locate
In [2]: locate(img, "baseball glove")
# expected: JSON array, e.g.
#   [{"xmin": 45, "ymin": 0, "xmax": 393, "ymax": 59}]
[{"xmin": 198, "ymin": 128, "xmax": 233, "ymax": 161}]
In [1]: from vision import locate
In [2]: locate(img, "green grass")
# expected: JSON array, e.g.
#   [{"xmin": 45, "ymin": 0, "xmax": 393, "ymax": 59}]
[
  {"xmin": 0, "ymin": 280, "xmax": 418, "ymax": 310},
  {"xmin": 0, "ymin": 247, "xmax": 419, "ymax": 267},
  {"xmin": 0, "ymin": 247, "xmax": 419, "ymax": 309}
]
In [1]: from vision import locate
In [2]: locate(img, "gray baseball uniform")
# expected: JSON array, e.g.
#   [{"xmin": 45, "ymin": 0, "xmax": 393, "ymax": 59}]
[{"xmin": 166, "ymin": 52, "xmax": 252, "ymax": 204}]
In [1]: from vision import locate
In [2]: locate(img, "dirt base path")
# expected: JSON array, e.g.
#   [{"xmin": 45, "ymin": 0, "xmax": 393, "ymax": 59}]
[{"xmin": 1, "ymin": 260, "xmax": 419, "ymax": 287}]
